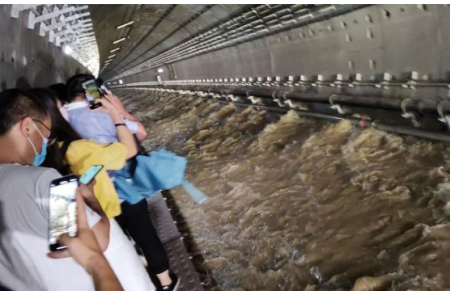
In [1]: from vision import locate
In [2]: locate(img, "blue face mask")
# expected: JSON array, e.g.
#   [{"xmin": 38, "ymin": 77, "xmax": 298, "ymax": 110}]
[{"xmin": 27, "ymin": 123, "xmax": 48, "ymax": 167}]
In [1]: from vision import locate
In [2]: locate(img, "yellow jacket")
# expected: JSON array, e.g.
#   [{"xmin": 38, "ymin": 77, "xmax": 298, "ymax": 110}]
[{"xmin": 64, "ymin": 140, "xmax": 127, "ymax": 218}]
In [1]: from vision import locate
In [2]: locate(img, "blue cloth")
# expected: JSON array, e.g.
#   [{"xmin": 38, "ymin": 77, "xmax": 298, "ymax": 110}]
[
  {"xmin": 114, "ymin": 149, "xmax": 208, "ymax": 204},
  {"xmin": 67, "ymin": 102, "xmax": 137, "ymax": 144},
  {"xmin": 181, "ymin": 180, "xmax": 208, "ymax": 204},
  {"xmin": 140, "ymin": 150, "xmax": 187, "ymax": 190}
]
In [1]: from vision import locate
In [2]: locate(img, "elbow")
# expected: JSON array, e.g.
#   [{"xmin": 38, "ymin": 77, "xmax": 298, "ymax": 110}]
[
  {"xmin": 136, "ymin": 125, "xmax": 148, "ymax": 142},
  {"xmin": 99, "ymin": 219, "xmax": 110, "ymax": 252},
  {"xmin": 140, "ymin": 130, "xmax": 148, "ymax": 141},
  {"xmin": 99, "ymin": 236, "xmax": 110, "ymax": 252},
  {"xmin": 92, "ymin": 219, "xmax": 110, "ymax": 252},
  {"xmin": 126, "ymin": 147, "xmax": 138, "ymax": 159}
]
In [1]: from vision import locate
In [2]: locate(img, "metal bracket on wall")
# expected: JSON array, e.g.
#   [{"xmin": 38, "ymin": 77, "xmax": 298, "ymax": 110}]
[
  {"xmin": 401, "ymin": 98, "xmax": 421, "ymax": 127},
  {"xmin": 329, "ymin": 94, "xmax": 352, "ymax": 115},
  {"xmin": 9, "ymin": 4, "xmax": 99, "ymax": 74},
  {"xmin": 437, "ymin": 101, "xmax": 450, "ymax": 131}
]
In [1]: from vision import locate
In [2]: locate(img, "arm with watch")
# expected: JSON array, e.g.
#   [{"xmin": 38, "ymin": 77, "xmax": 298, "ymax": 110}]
[
  {"xmin": 95, "ymin": 98, "xmax": 138, "ymax": 159},
  {"xmin": 102, "ymin": 89, "xmax": 148, "ymax": 142}
]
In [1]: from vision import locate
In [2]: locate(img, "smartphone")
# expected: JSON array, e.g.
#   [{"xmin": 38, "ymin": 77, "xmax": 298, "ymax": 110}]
[
  {"xmin": 81, "ymin": 79, "xmax": 103, "ymax": 109},
  {"xmin": 96, "ymin": 78, "xmax": 108, "ymax": 95},
  {"xmin": 49, "ymin": 175, "xmax": 78, "ymax": 252},
  {"xmin": 79, "ymin": 164, "xmax": 104, "ymax": 185},
  {"xmin": 99, "ymin": 85, "xmax": 107, "ymax": 96}
]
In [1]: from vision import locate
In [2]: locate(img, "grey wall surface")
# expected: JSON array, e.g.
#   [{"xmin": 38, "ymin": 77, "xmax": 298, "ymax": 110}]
[
  {"xmin": 119, "ymin": 5, "xmax": 450, "ymax": 84},
  {"xmin": 0, "ymin": 5, "xmax": 87, "ymax": 91}
]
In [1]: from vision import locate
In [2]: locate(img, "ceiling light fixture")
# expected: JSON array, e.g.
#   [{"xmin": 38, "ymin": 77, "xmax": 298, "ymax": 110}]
[
  {"xmin": 108, "ymin": 54, "xmax": 116, "ymax": 59},
  {"xmin": 63, "ymin": 45, "xmax": 73, "ymax": 55},
  {"xmin": 112, "ymin": 38, "xmax": 126, "ymax": 44},
  {"xmin": 110, "ymin": 48, "xmax": 121, "ymax": 53},
  {"xmin": 116, "ymin": 21, "xmax": 134, "ymax": 29}
]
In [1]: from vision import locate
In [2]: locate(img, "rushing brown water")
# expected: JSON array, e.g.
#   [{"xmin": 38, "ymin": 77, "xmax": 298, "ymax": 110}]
[{"xmin": 117, "ymin": 88, "xmax": 450, "ymax": 291}]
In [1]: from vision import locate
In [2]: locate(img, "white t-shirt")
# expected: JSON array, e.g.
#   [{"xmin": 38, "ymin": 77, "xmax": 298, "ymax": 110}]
[
  {"xmin": 104, "ymin": 220, "xmax": 155, "ymax": 291},
  {"xmin": 0, "ymin": 164, "xmax": 100, "ymax": 291}
]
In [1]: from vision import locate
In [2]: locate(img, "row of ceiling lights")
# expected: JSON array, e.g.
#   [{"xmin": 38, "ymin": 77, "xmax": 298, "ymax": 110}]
[
  {"xmin": 110, "ymin": 4, "xmax": 331, "ymax": 80},
  {"xmin": 103, "ymin": 20, "xmax": 134, "ymax": 69}
]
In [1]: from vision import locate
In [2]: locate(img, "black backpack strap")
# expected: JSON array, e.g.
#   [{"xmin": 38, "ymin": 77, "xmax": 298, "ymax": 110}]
[
  {"xmin": 133, "ymin": 134, "xmax": 147, "ymax": 156},
  {"xmin": 126, "ymin": 134, "xmax": 147, "ymax": 176}
]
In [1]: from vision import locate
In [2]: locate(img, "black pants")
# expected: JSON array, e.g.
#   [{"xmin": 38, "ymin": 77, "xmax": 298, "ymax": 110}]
[{"xmin": 115, "ymin": 199, "xmax": 170, "ymax": 275}]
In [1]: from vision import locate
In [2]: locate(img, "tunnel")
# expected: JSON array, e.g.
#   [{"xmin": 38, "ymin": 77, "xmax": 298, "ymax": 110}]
[{"xmin": 4, "ymin": 3, "xmax": 450, "ymax": 291}]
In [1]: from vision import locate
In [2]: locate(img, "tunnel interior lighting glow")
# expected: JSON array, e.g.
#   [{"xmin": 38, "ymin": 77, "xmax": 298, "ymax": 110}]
[
  {"xmin": 63, "ymin": 45, "xmax": 73, "ymax": 55},
  {"xmin": 119, "ymin": 79, "xmax": 124, "ymax": 84},
  {"xmin": 110, "ymin": 48, "xmax": 121, "ymax": 53},
  {"xmin": 112, "ymin": 38, "xmax": 126, "ymax": 44},
  {"xmin": 116, "ymin": 21, "xmax": 134, "ymax": 29},
  {"xmin": 157, "ymin": 68, "xmax": 164, "ymax": 73},
  {"xmin": 108, "ymin": 54, "xmax": 116, "ymax": 59}
]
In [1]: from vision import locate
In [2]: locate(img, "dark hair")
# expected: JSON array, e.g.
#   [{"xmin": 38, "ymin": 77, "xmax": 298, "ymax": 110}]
[
  {"xmin": 96, "ymin": 78, "xmax": 105, "ymax": 87},
  {"xmin": 66, "ymin": 74, "xmax": 94, "ymax": 103},
  {"xmin": 29, "ymin": 88, "xmax": 82, "ymax": 175},
  {"xmin": 49, "ymin": 83, "xmax": 68, "ymax": 104},
  {"xmin": 0, "ymin": 89, "xmax": 48, "ymax": 135}
]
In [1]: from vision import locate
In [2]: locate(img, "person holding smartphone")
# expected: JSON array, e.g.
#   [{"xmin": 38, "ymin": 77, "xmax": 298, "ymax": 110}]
[
  {"xmin": 65, "ymin": 74, "xmax": 147, "ymax": 144},
  {"xmin": 49, "ymin": 188, "xmax": 124, "ymax": 291},
  {"xmin": 64, "ymin": 74, "xmax": 178, "ymax": 291},
  {"xmin": 31, "ymin": 88, "xmax": 155, "ymax": 291},
  {"xmin": 0, "ymin": 89, "xmax": 105, "ymax": 291}
]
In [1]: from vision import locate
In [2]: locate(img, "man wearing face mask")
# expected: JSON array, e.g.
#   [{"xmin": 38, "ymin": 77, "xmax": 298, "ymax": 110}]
[{"xmin": 0, "ymin": 89, "xmax": 109, "ymax": 291}]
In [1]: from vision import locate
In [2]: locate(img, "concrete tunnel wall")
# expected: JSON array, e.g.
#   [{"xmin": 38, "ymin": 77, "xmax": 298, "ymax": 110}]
[
  {"xmin": 0, "ymin": 5, "xmax": 88, "ymax": 91},
  {"xmin": 118, "ymin": 5, "xmax": 450, "ymax": 84}
]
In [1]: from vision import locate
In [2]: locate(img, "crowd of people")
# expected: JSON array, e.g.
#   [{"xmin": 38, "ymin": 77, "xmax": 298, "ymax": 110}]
[{"xmin": 0, "ymin": 74, "xmax": 179, "ymax": 291}]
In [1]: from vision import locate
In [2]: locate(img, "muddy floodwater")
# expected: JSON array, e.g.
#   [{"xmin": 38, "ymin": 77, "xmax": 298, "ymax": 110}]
[{"xmin": 117, "ymin": 88, "xmax": 450, "ymax": 291}]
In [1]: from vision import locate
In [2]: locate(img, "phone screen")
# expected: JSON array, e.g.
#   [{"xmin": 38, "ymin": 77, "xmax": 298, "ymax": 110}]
[
  {"xmin": 82, "ymin": 79, "xmax": 102, "ymax": 103},
  {"xmin": 79, "ymin": 165, "xmax": 104, "ymax": 185},
  {"xmin": 49, "ymin": 175, "xmax": 78, "ymax": 251}
]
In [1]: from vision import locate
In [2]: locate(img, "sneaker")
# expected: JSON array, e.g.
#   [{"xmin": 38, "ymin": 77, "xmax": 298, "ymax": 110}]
[{"xmin": 161, "ymin": 273, "xmax": 179, "ymax": 291}]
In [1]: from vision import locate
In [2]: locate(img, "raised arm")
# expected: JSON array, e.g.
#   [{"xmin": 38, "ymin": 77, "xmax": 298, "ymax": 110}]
[
  {"xmin": 79, "ymin": 181, "xmax": 110, "ymax": 252},
  {"xmin": 103, "ymin": 89, "xmax": 148, "ymax": 142},
  {"xmin": 95, "ymin": 97, "xmax": 138, "ymax": 159}
]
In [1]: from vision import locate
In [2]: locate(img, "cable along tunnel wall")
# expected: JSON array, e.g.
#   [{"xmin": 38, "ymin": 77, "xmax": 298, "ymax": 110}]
[{"xmin": 112, "ymin": 4, "xmax": 450, "ymax": 95}]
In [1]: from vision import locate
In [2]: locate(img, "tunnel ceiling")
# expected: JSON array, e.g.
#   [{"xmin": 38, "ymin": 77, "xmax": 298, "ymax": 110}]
[{"xmin": 89, "ymin": 4, "xmax": 249, "ymax": 79}]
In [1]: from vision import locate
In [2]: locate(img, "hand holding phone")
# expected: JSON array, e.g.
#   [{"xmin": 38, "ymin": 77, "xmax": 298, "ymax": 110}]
[
  {"xmin": 48, "ymin": 189, "xmax": 103, "ymax": 269},
  {"xmin": 91, "ymin": 98, "xmax": 122, "ymax": 123},
  {"xmin": 82, "ymin": 79, "xmax": 103, "ymax": 110},
  {"xmin": 102, "ymin": 92, "xmax": 127, "ymax": 115},
  {"xmin": 49, "ymin": 175, "xmax": 79, "ymax": 251},
  {"xmin": 80, "ymin": 165, "xmax": 104, "ymax": 185}
]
